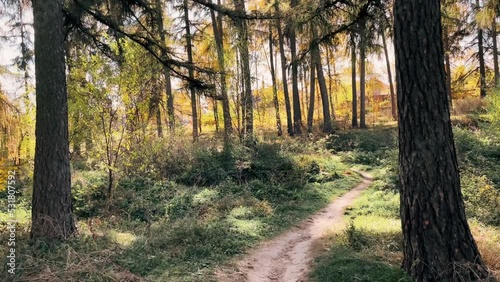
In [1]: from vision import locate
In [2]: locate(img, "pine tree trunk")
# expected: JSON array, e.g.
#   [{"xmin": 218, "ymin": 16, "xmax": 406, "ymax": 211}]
[
  {"xmin": 269, "ymin": 25, "xmax": 283, "ymax": 136},
  {"xmin": 213, "ymin": 98, "xmax": 219, "ymax": 133},
  {"xmin": 155, "ymin": 0, "xmax": 175, "ymax": 131},
  {"xmin": 183, "ymin": 0, "xmax": 198, "ymax": 140},
  {"xmin": 156, "ymin": 101, "xmax": 163, "ymax": 138},
  {"xmin": 275, "ymin": 3, "xmax": 293, "ymax": 136},
  {"xmin": 31, "ymin": 0, "xmax": 76, "ymax": 239},
  {"xmin": 233, "ymin": 0, "xmax": 253, "ymax": 138},
  {"xmin": 351, "ymin": 35, "xmax": 358, "ymax": 128},
  {"xmin": 492, "ymin": 17, "xmax": 499, "ymax": 87},
  {"xmin": 210, "ymin": 0, "xmax": 232, "ymax": 139},
  {"xmin": 290, "ymin": 0, "xmax": 302, "ymax": 135},
  {"xmin": 326, "ymin": 46, "xmax": 336, "ymax": 121},
  {"xmin": 307, "ymin": 56, "xmax": 316, "ymax": 133},
  {"xmin": 477, "ymin": 0, "xmax": 487, "ymax": 98},
  {"xmin": 312, "ymin": 26, "xmax": 333, "ymax": 133},
  {"xmin": 300, "ymin": 65, "xmax": 307, "ymax": 121},
  {"xmin": 359, "ymin": 24, "xmax": 367, "ymax": 129},
  {"xmin": 165, "ymin": 67, "xmax": 174, "ymax": 130},
  {"xmin": 381, "ymin": 29, "xmax": 397, "ymax": 120},
  {"xmin": 394, "ymin": 0, "xmax": 490, "ymax": 280}
]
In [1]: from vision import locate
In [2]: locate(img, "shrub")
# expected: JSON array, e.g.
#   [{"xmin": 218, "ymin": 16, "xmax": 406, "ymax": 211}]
[
  {"xmin": 72, "ymin": 171, "xmax": 107, "ymax": 218},
  {"xmin": 461, "ymin": 173, "xmax": 500, "ymax": 226}
]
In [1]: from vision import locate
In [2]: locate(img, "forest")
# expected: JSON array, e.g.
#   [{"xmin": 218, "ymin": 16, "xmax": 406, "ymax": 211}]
[{"xmin": 0, "ymin": 0, "xmax": 499, "ymax": 281}]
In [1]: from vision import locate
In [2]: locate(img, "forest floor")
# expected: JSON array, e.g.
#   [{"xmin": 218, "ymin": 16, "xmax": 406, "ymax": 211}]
[
  {"xmin": 216, "ymin": 171, "xmax": 373, "ymax": 282},
  {"xmin": 1, "ymin": 114, "xmax": 499, "ymax": 282}
]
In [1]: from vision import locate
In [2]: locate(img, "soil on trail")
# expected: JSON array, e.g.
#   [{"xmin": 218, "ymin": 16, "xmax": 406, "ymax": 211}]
[{"xmin": 216, "ymin": 171, "xmax": 373, "ymax": 282}]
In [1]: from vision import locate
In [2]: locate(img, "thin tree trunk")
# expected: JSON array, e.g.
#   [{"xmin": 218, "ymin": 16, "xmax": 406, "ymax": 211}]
[
  {"xmin": 155, "ymin": 0, "xmax": 175, "ymax": 131},
  {"xmin": 214, "ymin": 98, "xmax": 219, "ymax": 133},
  {"xmin": 198, "ymin": 95, "xmax": 202, "ymax": 134},
  {"xmin": 210, "ymin": 0, "xmax": 232, "ymax": 139},
  {"xmin": 275, "ymin": 2, "xmax": 293, "ymax": 136},
  {"xmin": 307, "ymin": 56, "xmax": 316, "ymax": 133},
  {"xmin": 233, "ymin": 0, "xmax": 253, "ymax": 138},
  {"xmin": 477, "ymin": 0, "xmax": 487, "ymax": 98},
  {"xmin": 300, "ymin": 64, "xmax": 307, "ymax": 121},
  {"xmin": 351, "ymin": 35, "xmax": 358, "ymax": 128},
  {"xmin": 183, "ymin": 0, "xmax": 198, "ymax": 140},
  {"xmin": 32, "ymin": 0, "xmax": 76, "ymax": 239},
  {"xmin": 381, "ymin": 29, "xmax": 397, "ymax": 120},
  {"xmin": 156, "ymin": 101, "xmax": 163, "ymax": 137},
  {"xmin": 326, "ymin": 46, "xmax": 336, "ymax": 121},
  {"xmin": 165, "ymin": 68, "xmax": 174, "ymax": 130},
  {"xmin": 235, "ymin": 52, "xmax": 242, "ymax": 136},
  {"xmin": 359, "ymin": 24, "xmax": 367, "ymax": 129},
  {"xmin": 269, "ymin": 25, "xmax": 283, "ymax": 136},
  {"xmin": 394, "ymin": 0, "xmax": 490, "ymax": 280},
  {"xmin": 312, "ymin": 26, "xmax": 332, "ymax": 133},
  {"xmin": 493, "ymin": 16, "xmax": 499, "ymax": 87},
  {"xmin": 290, "ymin": 0, "xmax": 302, "ymax": 135}
]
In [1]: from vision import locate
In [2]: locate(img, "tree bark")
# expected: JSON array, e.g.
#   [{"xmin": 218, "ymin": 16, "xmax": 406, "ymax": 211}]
[
  {"xmin": 155, "ymin": 0, "xmax": 174, "ymax": 131},
  {"xmin": 351, "ymin": 34, "xmax": 358, "ymax": 128},
  {"xmin": 210, "ymin": 0, "xmax": 233, "ymax": 139},
  {"xmin": 381, "ymin": 29, "xmax": 397, "ymax": 120},
  {"xmin": 477, "ymin": 0, "xmax": 487, "ymax": 98},
  {"xmin": 359, "ymin": 22, "xmax": 367, "ymax": 129},
  {"xmin": 233, "ymin": 0, "xmax": 253, "ymax": 138},
  {"xmin": 183, "ymin": 0, "xmax": 198, "ymax": 140},
  {"xmin": 213, "ymin": 98, "xmax": 219, "ymax": 133},
  {"xmin": 290, "ymin": 0, "xmax": 302, "ymax": 135},
  {"xmin": 492, "ymin": 17, "xmax": 499, "ymax": 87},
  {"xmin": 269, "ymin": 25, "xmax": 283, "ymax": 136},
  {"xmin": 31, "ymin": 0, "xmax": 76, "ymax": 239},
  {"xmin": 326, "ymin": 46, "xmax": 336, "ymax": 121},
  {"xmin": 275, "ymin": 3, "xmax": 293, "ymax": 136},
  {"xmin": 394, "ymin": 0, "xmax": 490, "ymax": 280},
  {"xmin": 312, "ymin": 26, "xmax": 333, "ymax": 133},
  {"xmin": 307, "ymin": 55, "xmax": 316, "ymax": 133},
  {"xmin": 156, "ymin": 99, "xmax": 163, "ymax": 137}
]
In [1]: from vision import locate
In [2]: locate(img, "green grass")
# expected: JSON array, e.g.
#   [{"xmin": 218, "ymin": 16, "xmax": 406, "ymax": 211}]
[
  {"xmin": 311, "ymin": 118, "xmax": 500, "ymax": 281},
  {"xmin": 310, "ymin": 246, "xmax": 412, "ymax": 282},
  {"xmin": 1, "ymin": 138, "xmax": 362, "ymax": 281}
]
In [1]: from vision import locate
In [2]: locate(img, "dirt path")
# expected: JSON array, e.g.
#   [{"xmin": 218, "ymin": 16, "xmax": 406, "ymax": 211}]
[{"xmin": 216, "ymin": 170, "xmax": 373, "ymax": 282}]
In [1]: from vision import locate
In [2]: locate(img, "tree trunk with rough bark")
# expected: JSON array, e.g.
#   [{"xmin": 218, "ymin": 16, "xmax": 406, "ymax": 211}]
[
  {"xmin": 210, "ymin": 0, "xmax": 232, "ymax": 139},
  {"xmin": 359, "ymin": 22, "xmax": 367, "ymax": 129},
  {"xmin": 275, "ymin": 2, "xmax": 293, "ymax": 136},
  {"xmin": 477, "ymin": 0, "xmax": 487, "ymax": 98},
  {"xmin": 31, "ymin": 0, "xmax": 76, "ymax": 239},
  {"xmin": 290, "ymin": 0, "xmax": 302, "ymax": 135},
  {"xmin": 492, "ymin": 17, "xmax": 499, "ymax": 87},
  {"xmin": 307, "ymin": 55, "xmax": 316, "ymax": 133},
  {"xmin": 381, "ymin": 29, "xmax": 397, "ymax": 120},
  {"xmin": 351, "ymin": 35, "xmax": 358, "ymax": 128},
  {"xmin": 233, "ymin": 0, "xmax": 253, "ymax": 137},
  {"xmin": 155, "ymin": 0, "xmax": 175, "ymax": 131},
  {"xmin": 183, "ymin": 0, "xmax": 198, "ymax": 140},
  {"xmin": 394, "ymin": 0, "xmax": 491, "ymax": 280},
  {"xmin": 269, "ymin": 25, "xmax": 283, "ymax": 136},
  {"xmin": 312, "ymin": 26, "xmax": 333, "ymax": 133}
]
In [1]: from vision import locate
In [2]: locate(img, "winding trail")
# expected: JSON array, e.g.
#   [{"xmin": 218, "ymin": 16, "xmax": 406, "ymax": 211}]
[{"xmin": 216, "ymin": 170, "xmax": 373, "ymax": 282}]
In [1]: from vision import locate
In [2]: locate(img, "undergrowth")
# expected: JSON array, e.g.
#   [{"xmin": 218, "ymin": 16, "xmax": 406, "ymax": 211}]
[
  {"xmin": 311, "ymin": 106, "xmax": 500, "ymax": 281},
  {"xmin": 0, "ymin": 137, "xmax": 361, "ymax": 281}
]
